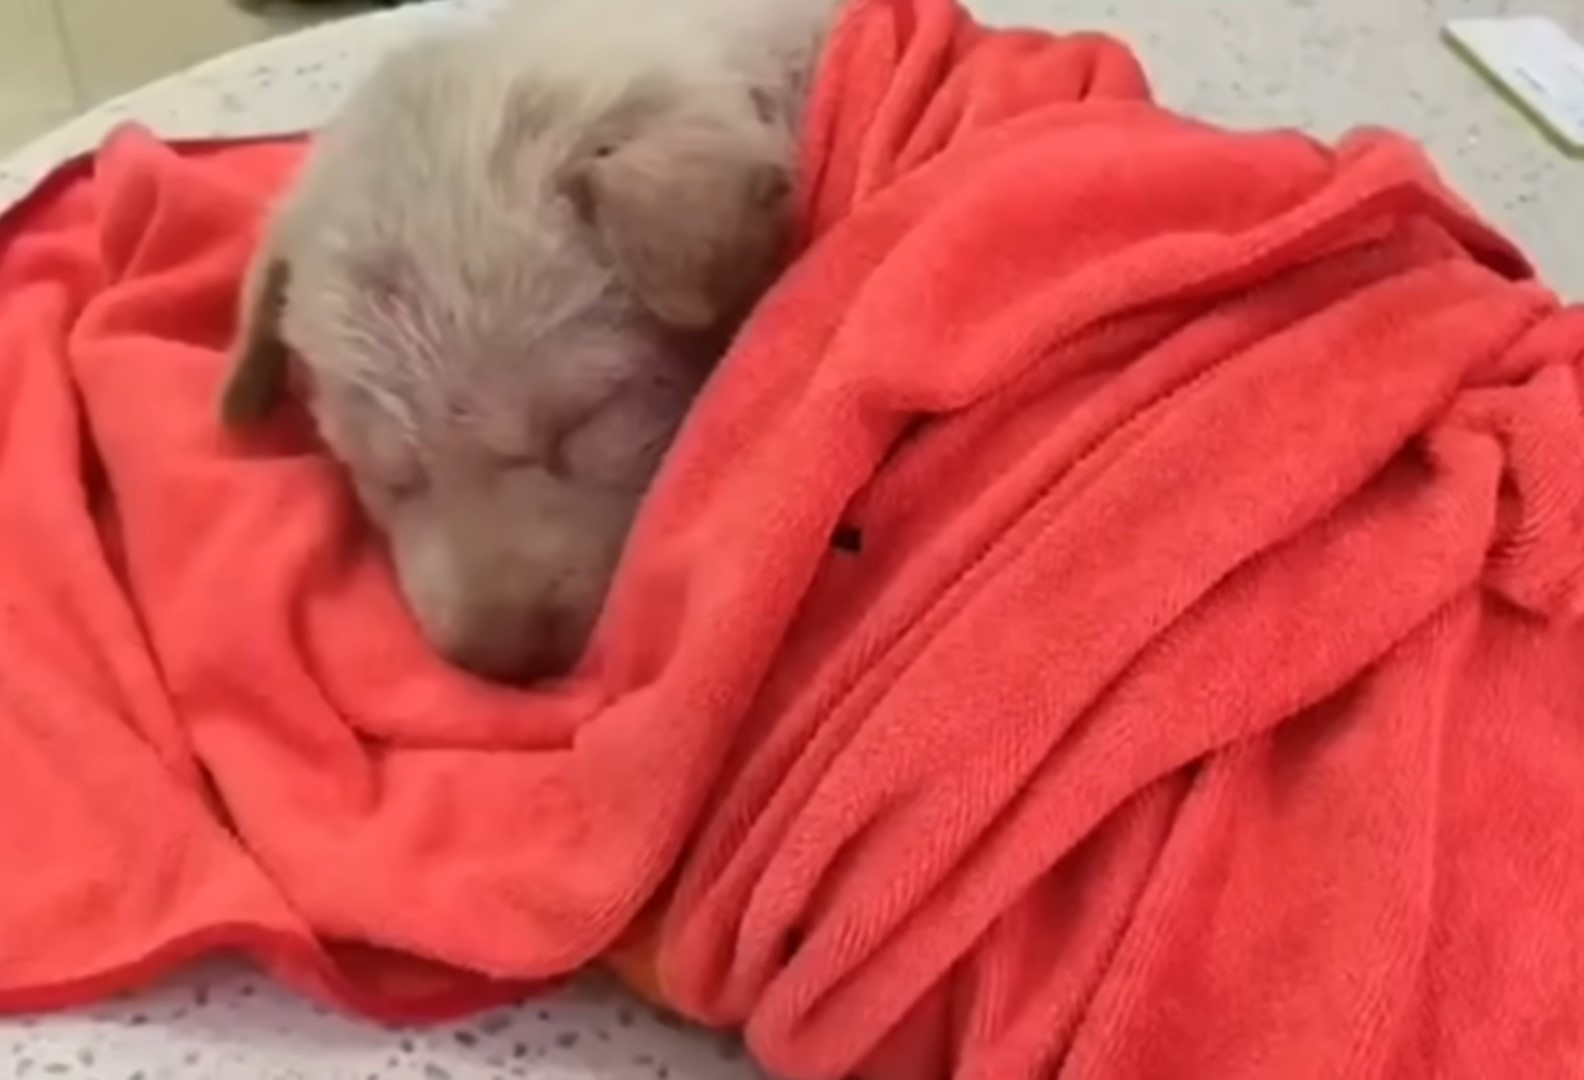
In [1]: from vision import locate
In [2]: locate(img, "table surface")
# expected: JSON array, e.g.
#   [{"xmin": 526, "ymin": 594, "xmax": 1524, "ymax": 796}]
[{"xmin": 1, "ymin": 0, "xmax": 1580, "ymax": 1076}]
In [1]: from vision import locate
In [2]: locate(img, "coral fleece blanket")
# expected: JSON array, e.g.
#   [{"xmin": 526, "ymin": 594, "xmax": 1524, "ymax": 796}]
[{"xmin": 5, "ymin": 0, "xmax": 1584, "ymax": 1076}]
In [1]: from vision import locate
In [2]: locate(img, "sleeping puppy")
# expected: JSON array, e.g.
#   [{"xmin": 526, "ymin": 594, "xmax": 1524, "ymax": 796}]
[{"xmin": 222, "ymin": 0, "xmax": 837, "ymax": 681}]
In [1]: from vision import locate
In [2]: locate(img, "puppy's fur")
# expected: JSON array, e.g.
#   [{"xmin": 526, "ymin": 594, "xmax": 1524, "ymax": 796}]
[{"xmin": 224, "ymin": 0, "xmax": 836, "ymax": 680}]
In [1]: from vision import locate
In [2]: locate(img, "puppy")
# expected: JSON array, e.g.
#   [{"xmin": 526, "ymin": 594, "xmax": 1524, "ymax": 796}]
[{"xmin": 222, "ymin": 0, "xmax": 837, "ymax": 680}]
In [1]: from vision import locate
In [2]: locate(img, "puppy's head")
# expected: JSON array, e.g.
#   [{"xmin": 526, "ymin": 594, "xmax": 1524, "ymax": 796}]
[{"xmin": 223, "ymin": 35, "xmax": 794, "ymax": 681}]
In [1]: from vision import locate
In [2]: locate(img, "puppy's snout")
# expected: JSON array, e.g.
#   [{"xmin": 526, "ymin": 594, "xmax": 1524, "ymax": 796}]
[
  {"xmin": 433, "ymin": 604, "xmax": 581, "ymax": 684},
  {"xmin": 404, "ymin": 560, "xmax": 588, "ymax": 681},
  {"xmin": 407, "ymin": 575, "xmax": 586, "ymax": 683},
  {"xmin": 389, "ymin": 498, "xmax": 614, "ymax": 684}
]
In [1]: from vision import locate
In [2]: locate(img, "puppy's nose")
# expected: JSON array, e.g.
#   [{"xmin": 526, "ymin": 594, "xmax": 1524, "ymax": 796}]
[{"xmin": 440, "ymin": 608, "xmax": 582, "ymax": 684}]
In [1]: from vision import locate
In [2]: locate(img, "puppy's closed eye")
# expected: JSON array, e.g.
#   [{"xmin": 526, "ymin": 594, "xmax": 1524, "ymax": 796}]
[
  {"xmin": 372, "ymin": 470, "xmax": 429, "ymax": 502},
  {"xmin": 345, "ymin": 462, "xmax": 428, "ymax": 521},
  {"xmin": 309, "ymin": 382, "xmax": 428, "ymax": 504}
]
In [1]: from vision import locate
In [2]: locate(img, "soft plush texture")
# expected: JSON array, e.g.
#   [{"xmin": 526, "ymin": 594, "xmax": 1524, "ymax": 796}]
[{"xmin": 2, "ymin": 0, "xmax": 1584, "ymax": 1077}]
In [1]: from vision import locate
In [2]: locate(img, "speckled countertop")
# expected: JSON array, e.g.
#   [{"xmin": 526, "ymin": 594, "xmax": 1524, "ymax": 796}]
[
  {"xmin": 0, "ymin": 1, "xmax": 1579, "ymax": 1078},
  {"xmin": 2, "ymin": 966, "xmax": 756, "ymax": 1080}
]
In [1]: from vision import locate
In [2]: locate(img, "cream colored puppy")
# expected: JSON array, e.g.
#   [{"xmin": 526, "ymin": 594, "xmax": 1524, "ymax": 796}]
[{"xmin": 223, "ymin": 0, "xmax": 838, "ymax": 680}]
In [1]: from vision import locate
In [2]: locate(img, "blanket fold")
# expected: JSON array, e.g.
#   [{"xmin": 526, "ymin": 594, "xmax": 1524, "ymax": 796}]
[{"xmin": 2, "ymin": 0, "xmax": 1583, "ymax": 1076}]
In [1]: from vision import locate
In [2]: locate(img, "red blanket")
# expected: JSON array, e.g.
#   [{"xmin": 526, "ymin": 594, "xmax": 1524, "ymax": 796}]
[{"xmin": 4, "ymin": 0, "xmax": 1584, "ymax": 1076}]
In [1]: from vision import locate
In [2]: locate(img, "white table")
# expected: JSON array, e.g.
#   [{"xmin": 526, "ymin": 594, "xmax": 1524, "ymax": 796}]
[{"xmin": 1, "ymin": 0, "xmax": 1579, "ymax": 1076}]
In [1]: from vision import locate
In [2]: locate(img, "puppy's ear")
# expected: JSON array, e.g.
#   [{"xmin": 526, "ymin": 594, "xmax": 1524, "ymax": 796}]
[
  {"xmin": 567, "ymin": 107, "xmax": 792, "ymax": 330},
  {"xmin": 220, "ymin": 242, "xmax": 293, "ymax": 427}
]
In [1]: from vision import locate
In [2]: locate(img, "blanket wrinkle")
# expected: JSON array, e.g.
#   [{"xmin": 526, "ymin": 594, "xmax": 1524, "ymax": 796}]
[{"xmin": 2, "ymin": 0, "xmax": 1584, "ymax": 1077}]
